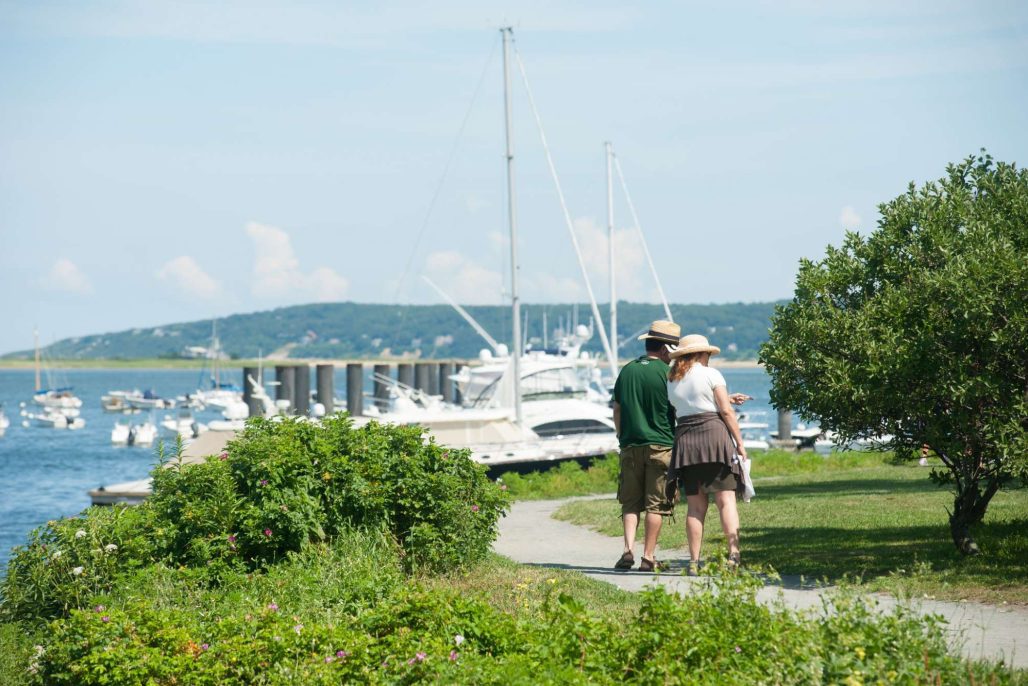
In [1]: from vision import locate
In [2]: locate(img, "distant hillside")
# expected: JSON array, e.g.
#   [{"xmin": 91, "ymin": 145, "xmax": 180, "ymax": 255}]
[{"xmin": 3, "ymin": 301, "xmax": 784, "ymax": 362}]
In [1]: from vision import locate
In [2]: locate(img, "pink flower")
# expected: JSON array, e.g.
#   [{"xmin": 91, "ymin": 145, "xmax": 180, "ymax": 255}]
[
  {"xmin": 407, "ymin": 652, "xmax": 427, "ymax": 665},
  {"xmin": 471, "ymin": 505, "xmax": 479, "ymax": 513},
  {"xmin": 227, "ymin": 535, "xmax": 237, "ymax": 544},
  {"xmin": 336, "ymin": 650, "xmax": 349, "ymax": 659},
  {"xmin": 219, "ymin": 452, "xmax": 228, "ymax": 461},
  {"xmin": 101, "ymin": 616, "xmax": 110, "ymax": 623},
  {"xmin": 263, "ymin": 528, "xmax": 272, "ymax": 538},
  {"xmin": 201, "ymin": 643, "xmax": 209, "ymax": 651},
  {"xmin": 293, "ymin": 624, "xmax": 303, "ymax": 635},
  {"xmin": 259, "ymin": 479, "xmax": 268, "ymax": 486},
  {"xmin": 449, "ymin": 650, "xmax": 459, "ymax": 662},
  {"xmin": 500, "ymin": 484, "xmax": 508, "ymax": 491},
  {"xmin": 267, "ymin": 602, "xmax": 278, "ymax": 612},
  {"xmin": 324, "ymin": 656, "xmax": 334, "ymax": 663},
  {"xmin": 94, "ymin": 605, "xmax": 105, "ymax": 613},
  {"xmin": 735, "ymin": 645, "xmax": 742, "ymax": 653}
]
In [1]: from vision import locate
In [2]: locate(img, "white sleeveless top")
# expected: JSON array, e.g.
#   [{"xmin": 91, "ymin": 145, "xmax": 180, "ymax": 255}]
[{"xmin": 667, "ymin": 365, "xmax": 727, "ymax": 416}]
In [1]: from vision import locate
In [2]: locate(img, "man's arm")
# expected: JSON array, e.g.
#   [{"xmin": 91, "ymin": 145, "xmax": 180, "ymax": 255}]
[{"xmin": 612, "ymin": 401, "xmax": 621, "ymax": 438}]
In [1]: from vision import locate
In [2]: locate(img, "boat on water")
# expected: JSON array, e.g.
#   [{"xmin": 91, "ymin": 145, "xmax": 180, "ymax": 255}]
[
  {"xmin": 30, "ymin": 330, "xmax": 84, "ymax": 416},
  {"xmin": 112, "ymin": 419, "xmax": 158, "ymax": 446},
  {"xmin": 0, "ymin": 406, "xmax": 9, "ymax": 437},
  {"xmin": 182, "ymin": 321, "xmax": 244, "ymax": 411},
  {"xmin": 160, "ymin": 408, "xmax": 208, "ymax": 441},
  {"xmin": 24, "ymin": 408, "xmax": 85, "ymax": 430}
]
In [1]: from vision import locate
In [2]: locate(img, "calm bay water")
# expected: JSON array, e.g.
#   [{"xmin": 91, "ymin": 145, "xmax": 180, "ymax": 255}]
[{"xmin": 0, "ymin": 366, "xmax": 775, "ymax": 574}]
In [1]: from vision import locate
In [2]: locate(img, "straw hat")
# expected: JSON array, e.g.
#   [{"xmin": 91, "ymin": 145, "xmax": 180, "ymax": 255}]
[
  {"xmin": 669, "ymin": 334, "xmax": 721, "ymax": 358},
  {"xmin": 637, "ymin": 320, "xmax": 681, "ymax": 344}
]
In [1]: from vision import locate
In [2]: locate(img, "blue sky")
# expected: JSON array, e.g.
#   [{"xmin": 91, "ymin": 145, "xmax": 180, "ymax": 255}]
[{"xmin": 1, "ymin": 1, "xmax": 1026, "ymax": 354}]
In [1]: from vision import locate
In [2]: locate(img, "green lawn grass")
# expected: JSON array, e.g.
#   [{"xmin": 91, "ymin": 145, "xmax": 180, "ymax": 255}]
[{"xmin": 553, "ymin": 461, "xmax": 1028, "ymax": 605}]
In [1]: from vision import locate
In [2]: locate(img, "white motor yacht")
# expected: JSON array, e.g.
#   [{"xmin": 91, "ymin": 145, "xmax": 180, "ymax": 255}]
[
  {"xmin": 161, "ymin": 409, "xmax": 208, "ymax": 440},
  {"xmin": 26, "ymin": 408, "xmax": 85, "ymax": 430},
  {"xmin": 112, "ymin": 420, "xmax": 131, "ymax": 445}
]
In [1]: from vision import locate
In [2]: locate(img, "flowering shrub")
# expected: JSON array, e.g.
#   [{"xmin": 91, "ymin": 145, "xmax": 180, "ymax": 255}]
[
  {"xmin": 0, "ymin": 505, "xmax": 155, "ymax": 623},
  {"xmin": 30, "ymin": 561, "xmax": 1017, "ymax": 685},
  {"xmin": 149, "ymin": 415, "xmax": 510, "ymax": 573}
]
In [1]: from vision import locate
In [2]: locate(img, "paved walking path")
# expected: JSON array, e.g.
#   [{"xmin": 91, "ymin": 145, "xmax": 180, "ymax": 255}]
[{"xmin": 494, "ymin": 496, "xmax": 1028, "ymax": 669}]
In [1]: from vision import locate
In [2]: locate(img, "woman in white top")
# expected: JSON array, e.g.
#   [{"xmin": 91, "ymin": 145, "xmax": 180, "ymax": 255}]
[{"xmin": 666, "ymin": 334, "xmax": 750, "ymax": 573}]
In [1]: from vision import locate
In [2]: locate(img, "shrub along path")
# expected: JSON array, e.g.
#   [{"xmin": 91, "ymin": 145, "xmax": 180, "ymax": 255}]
[{"xmin": 494, "ymin": 495, "xmax": 1028, "ymax": 669}]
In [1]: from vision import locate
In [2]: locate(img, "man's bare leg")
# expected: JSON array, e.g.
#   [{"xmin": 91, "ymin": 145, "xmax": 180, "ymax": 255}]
[
  {"xmin": 622, "ymin": 512, "xmax": 639, "ymax": 555},
  {"xmin": 642, "ymin": 512, "xmax": 663, "ymax": 561}
]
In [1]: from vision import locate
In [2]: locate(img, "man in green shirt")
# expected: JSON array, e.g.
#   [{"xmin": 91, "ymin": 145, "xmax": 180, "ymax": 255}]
[{"xmin": 611, "ymin": 320, "xmax": 680, "ymax": 572}]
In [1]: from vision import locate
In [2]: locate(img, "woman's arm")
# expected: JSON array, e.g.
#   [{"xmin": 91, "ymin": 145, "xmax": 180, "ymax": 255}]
[{"xmin": 714, "ymin": 386, "xmax": 748, "ymax": 459}]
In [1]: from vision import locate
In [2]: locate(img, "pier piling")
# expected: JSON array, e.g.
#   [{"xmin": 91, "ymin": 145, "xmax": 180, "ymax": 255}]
[
  {"xmin": 275, "ymin": 365, "xmax": 296, "ymax": 415},
  {"xmin": 438, "ymin": 362, "xmax": 454, "ymax": 403},
  {"xmin": 777, "ymin": 410, "xmax": 792, "ymax": 441},
  {"xmin": 243, "ymin": 366, "xmax": 261, "ymax": 417},
  {"xmin": 397, "ymin": 363, "xmax": 414, "ymax": 388},
  {"xmin": 373, "ymin": 363, "xmax": 390, "ymax": 409},
  {"xmin": 316, "ymin": 364, "xmax": 334, "ymax": 415},
  {"xmin": 415, "ymin": 363, "xmax": 431, "ymax": 393},
  {"xmin": 347, "ymin": 363, "xmax": 364, "ymax": 416},
  {"xmin": 294, "ymin": 364, "xmax": 311, "ymax": 416}
]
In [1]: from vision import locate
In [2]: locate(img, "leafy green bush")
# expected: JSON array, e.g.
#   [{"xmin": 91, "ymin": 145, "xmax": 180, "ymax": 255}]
[
  {"xmin": 150, "ymin": 415, "xmax": 509, "ymax": 573},
  {"xmin": 0, "ymin": 505, "xmax": 155, "ymax": 623},
  {"xmin": 1, "ymin": 415, "xmax": 509, "ymax": 628},
  {"xmin": 32, "ymin": 559, "xmax": 1021, "ymax": 685}
]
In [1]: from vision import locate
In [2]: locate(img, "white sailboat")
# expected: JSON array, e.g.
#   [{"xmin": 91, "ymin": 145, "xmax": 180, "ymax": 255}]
[
  {"xmin": 365, "ymin": 29, "xmax": 621, "ymax": 467},
  {"xmin": 30, "ymin": 330, "xmax": 83, "ymax": 417},
  {"xmin": 0, "ymin": 406, "xmax": 10, "ymax": 437}
]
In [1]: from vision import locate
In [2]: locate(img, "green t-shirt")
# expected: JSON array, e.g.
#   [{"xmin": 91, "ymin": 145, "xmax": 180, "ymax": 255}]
[{"xmin": 612, "ymin": 355, "xmax": 675, "ymax": 448}]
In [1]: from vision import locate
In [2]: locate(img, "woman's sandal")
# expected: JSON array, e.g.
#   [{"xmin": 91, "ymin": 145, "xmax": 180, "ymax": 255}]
[{"xmin": 614, "ymin": 552, "xmax": 635, "ymax": 570}]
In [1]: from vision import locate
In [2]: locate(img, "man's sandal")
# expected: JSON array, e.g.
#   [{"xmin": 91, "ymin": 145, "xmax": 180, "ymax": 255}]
[
  {"xmin": 614, "ymin": 552, "xmax": 634, "ymax": 570},
  {"xmin": 638, "ymin": 557, "xmax": 668, "ymax": 573}
]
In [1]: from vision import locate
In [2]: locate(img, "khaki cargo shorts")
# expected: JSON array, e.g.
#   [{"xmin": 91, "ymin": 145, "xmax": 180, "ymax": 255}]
[{"xmin": 617, "ymin": 444, "xmax": 674, "ymax": 516}]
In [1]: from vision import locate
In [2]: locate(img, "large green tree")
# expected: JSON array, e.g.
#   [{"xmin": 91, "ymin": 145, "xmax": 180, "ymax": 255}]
[{"xmin": 761, "ymin": 153, "xmax": 1028, "ymax": 555}]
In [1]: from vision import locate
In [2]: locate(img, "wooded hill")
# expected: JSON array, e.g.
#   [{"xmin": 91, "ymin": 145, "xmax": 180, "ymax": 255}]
[{"xmin": 4, "ymin": 301, "xmax": 783, "ymax": 361}]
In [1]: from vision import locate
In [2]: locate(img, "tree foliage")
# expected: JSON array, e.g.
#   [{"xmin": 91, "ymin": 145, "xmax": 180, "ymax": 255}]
[{"xmin": 761, "ymin": 153, "xmax": 1028, "ymax": 554}]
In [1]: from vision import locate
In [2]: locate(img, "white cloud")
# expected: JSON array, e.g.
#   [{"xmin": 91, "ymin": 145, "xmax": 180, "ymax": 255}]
[
  {"xmin": 839, "ymin": 206, "xmax": 862, "ymax": 230},
  {"xmin": 44, "ymin": 258, "xmax": 93, "ymax": 294},
  {"xmin": 567, "ymin": 216, "xmax": 650, "ymax": 301},
  {"xmin": 247, "ymin": 222, "xmax": 349, "ymax": 302},
  {"xmin": 423, "ymin": 250, "xmax": 503, "ymax": 304},
  {"xmin": 156, "ymin": 256, "xmax": 223, "ymax": 299}
]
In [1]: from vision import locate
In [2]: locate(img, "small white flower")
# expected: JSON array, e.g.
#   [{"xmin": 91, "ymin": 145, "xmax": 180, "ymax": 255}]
[
  {"xmin": 454, "ymin": 634, "xmax": 465, "ymax": 646},
  {"xmin": 52, "ymin": 550, "xmax": 62, "ymax": 559},
  {"xmin": 33, "ymin": 645, "xmax": 45, "ymax": 657},
  {"xmin": 71, "ymin": 566, "xmax": 84, "ymax": 576},
  {"xmin": 75, "ymin": 530, "xmax": 87, "ymax": 539},
  {"xmin": 104, "ymin": 544, "xmax": 118, "ymax": 553}
]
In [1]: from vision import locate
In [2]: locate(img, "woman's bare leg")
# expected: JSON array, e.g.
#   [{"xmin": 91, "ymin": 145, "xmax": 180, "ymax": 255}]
[
  {"xmin": 713, "ymin": 490, "xmax": 740, "ymax": 556},
  {"xmin": 685, "ymin": 493, "xmax": 708, "ymax": 563}
]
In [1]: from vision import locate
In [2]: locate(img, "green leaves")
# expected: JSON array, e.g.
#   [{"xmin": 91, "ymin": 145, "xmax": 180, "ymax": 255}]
[{"xmin": 761, "ymin": 152, "xmax": 1028, "ymax": 552}]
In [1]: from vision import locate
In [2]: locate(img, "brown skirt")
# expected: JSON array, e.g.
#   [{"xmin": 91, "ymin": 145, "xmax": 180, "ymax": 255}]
[{"xmin": 668, "ymin": 412, "xmax": 743, "ymax": 498}]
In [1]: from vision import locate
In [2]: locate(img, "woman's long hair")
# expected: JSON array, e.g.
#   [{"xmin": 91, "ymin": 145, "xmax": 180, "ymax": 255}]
[{"xmin": 668, "ymin": 352, "xmax": 704, "ymax": 382}]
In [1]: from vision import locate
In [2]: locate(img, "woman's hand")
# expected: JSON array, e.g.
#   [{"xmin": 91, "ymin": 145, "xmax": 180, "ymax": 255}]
[
  {"xmin": 737, "ymin": 445, "xmax": 749, "ymax": 461},
  {"xmin": 729, "ymin": 393, "xmax": 752, "ymax": 405}
]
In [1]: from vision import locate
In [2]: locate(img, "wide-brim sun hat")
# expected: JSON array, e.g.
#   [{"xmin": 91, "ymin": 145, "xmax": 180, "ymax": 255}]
[
  {"xmin": 637, "ymin": 320, "xmax": 681, "ymax": 345},
  {"xmin": 669, "ymin": 333, "xmax": 721, "ymax": 358}
]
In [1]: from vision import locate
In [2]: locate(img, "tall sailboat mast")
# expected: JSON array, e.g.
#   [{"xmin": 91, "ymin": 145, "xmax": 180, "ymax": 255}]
[
  {"xmin": 606, "ymin": 142, "xmax": 618, "ymax": 372},
  {"xmin": 501, "ymin": 27, "xmax": 523, "ymax": 425},
  {"xmin": 34, "ymin": 328, "xmax": 41, "ymax": 392}
]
